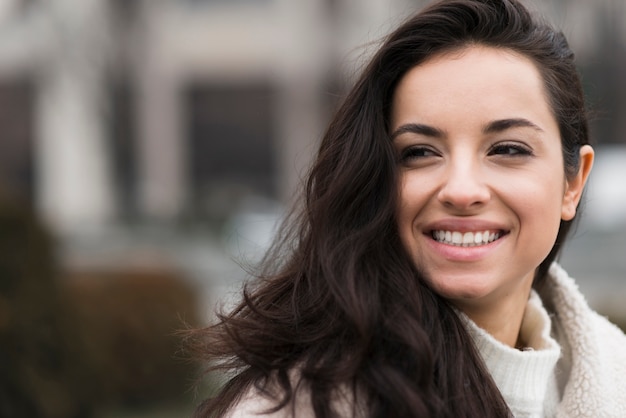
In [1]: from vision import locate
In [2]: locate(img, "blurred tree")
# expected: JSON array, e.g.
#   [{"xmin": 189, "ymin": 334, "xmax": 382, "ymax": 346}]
[
  {"xmin": 0, "ymin": 186, "xmax": 203, "ymax": 415},
  {"xmin": 0, "ymin": 191, "xmax": 94, "ymax": 417},
  {"xmin": 65, "ymin": 267, "xmax": 202, "ymax": 406}
]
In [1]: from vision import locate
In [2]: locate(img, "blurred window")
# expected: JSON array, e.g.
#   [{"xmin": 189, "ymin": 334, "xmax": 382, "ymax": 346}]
[
  {"xmin": 0, "ymin": 80, "xmax": 35, "ymax": 201},
  {"xmin": 109, "ymin": 78, "xmax": 137, "ymax": 220},
  {"xmin": 111, "ymin": 0, "xmax": 138, "ymax": 20},
  {"xmin": 185, "ymin": 82, "xmax": 277, "ymax": 221}
]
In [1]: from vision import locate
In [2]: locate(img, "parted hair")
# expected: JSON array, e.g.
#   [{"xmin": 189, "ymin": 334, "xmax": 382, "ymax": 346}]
[{"xmin": 188, "ymin": 0, "xmax": 590, "ymax": 416}]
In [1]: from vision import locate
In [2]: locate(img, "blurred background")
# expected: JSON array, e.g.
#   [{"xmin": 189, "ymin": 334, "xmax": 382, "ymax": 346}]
[{"xmin": 0, "ymin": 0, "xmax": 624, "ymax": 416}]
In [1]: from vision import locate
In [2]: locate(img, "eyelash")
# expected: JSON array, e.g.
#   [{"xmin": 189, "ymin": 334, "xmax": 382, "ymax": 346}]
[
  {"xmin": 399, "ymin": 146, "xmax": 440, "ymax": 162},
  {"xmin": 488, "ymin": 142, "xmax": 533, "ymax": 157},
  {"xmin": 398, "ymin": 142, "xmax": 533, "ymax": 164}
]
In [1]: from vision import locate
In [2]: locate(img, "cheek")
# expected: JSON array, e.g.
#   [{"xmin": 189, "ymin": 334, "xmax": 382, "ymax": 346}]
[
  {"xmin": 396, "ymin": 174, "xmax": 415, "ymax": 225},
  {"xmin": 396, "ymin": 179, "xmax": 414, "ymax": 242},
  {"xmin": 503, "ymin": 174, "xmax": 564, "ymax": 247},
  {"xmin": 396, "ymin": 174, "xmax": 431, "ymax": 249}
]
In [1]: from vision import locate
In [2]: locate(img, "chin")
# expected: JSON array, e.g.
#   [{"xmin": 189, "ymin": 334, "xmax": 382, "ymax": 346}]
[{"xmin": 428, "ymin": 279, "xmax": 495, "ymax": 302}]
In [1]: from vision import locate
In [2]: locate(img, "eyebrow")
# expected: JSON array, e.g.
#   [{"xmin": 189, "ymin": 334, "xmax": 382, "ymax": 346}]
[
  {"xmin": 390, "ymin": 118, "xmax": 543, "ymax": 141},
  {"xmin": 483, "ymin": 118, "xmax": 544, "ymax": 134},
  {"xmin": 390, "ymin": 123, "xmax": 445, "ymax": 140}
]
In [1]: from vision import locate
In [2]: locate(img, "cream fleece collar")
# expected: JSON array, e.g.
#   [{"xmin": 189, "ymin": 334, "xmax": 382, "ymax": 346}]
[{"xmin": 543, "ymin": 263, "xmax": 626, "ymax": 418}]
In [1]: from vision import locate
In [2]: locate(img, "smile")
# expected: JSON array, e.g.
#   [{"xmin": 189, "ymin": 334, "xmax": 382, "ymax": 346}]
[{"xmin": 431, "ymin": 230, "xmax": 504, "ymax": 247}]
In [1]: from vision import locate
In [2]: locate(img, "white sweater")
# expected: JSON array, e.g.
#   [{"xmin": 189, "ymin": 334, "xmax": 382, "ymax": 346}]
[
  {"xmin": 462, "ymin": 290, "xmax": 561, "ymax": 417},
  {"xmin": 225, "ymin": 263, "xmax": 626, "ymax": 417}
]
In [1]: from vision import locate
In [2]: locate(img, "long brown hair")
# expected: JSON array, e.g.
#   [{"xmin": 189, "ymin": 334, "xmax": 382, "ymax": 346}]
[{"xmin": 188, "ymin": 0, "xmax": 590, "ymax": 416}]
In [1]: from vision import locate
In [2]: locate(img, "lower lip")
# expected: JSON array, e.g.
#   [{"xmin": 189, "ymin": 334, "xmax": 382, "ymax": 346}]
[{"xmin": 425, "ymin": 234, "xmax": 506, "ymax": 262}]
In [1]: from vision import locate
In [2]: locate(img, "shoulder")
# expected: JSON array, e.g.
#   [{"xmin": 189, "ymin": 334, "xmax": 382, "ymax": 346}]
[
  {"xmin": 545, "ymin": 263, "xmax": 626, "ymax": 359},
  {"xmin": 542, "ymin": 263, "xmax": 626, "ymax": 417},
  {"xmin": 545, "ymin": 263, "xmax": 626, "ymax": 339},
  {"xmin": 223, "ymin": 374, "xmax": 362, "ymax": 418},
  {"xmin": 224, "ymin": 381, "xmax": 314, "ymax": 418}
]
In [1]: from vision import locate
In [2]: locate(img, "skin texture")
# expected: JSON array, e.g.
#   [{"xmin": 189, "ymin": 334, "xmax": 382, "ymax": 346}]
[{"xmin": 391, "ymin": 46, "xmax": 593, "ymax": 347}]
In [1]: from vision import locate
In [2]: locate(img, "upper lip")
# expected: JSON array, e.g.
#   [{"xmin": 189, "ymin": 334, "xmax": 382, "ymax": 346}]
[{"xmin": 423, "ymin": 219, "xmax": 509, "ymax": 234}]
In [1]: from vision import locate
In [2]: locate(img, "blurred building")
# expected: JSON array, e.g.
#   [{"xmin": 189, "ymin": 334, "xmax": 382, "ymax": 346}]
[
  {"xmin": 0, "ymin": 0, "xmax": 625, "ymax": 318},
  {"xmin": 0, "ymin": 0, "xmax": 425, "ymax": 236},
  {"xmin": 1, "ymin": 4, "xmax": 623, "ymax": 412},
  {"xmin": 0, "ymin": 0, "xmax": 624, "ymax": 237}
]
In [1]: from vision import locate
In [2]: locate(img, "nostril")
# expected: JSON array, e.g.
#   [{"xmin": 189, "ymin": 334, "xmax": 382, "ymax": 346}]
[{"xmin": 437, "ymin": 179, "xmax": 490, "ymax": 209}]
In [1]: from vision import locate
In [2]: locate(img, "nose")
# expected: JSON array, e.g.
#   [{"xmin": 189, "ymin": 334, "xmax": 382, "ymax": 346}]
[{"xmin": 437, "ymin": 159, "xmax": 490, "ymax": 211}]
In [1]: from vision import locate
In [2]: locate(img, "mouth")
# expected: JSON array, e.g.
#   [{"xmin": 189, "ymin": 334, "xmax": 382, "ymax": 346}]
[{"xmin": 430, "ymin": 229, "xmax": 507, "ymax": 247}]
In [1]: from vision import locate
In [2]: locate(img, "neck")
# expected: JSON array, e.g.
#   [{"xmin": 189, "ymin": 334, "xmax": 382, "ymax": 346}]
[{"xmin": 453, "ymin": 275, "xmax": 534, "ymax": 347}]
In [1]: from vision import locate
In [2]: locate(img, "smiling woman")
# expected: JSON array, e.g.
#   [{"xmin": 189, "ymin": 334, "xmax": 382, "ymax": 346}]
[
  {"xmin": 392, "ymin": 46, "xmax": 593, "ymax": 347},
  {"xmin": 188, "ymin": 1, "xmax": 626, "ymax": 417}
]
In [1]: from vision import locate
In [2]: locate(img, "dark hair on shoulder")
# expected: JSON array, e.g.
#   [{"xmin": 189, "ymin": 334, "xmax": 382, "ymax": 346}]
[{"xmin": 188, "ymin": 0, "xmax": 589, "ymax": 416}]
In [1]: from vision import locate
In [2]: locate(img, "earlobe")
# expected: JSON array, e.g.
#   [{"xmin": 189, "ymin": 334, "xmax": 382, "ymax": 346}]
[{"xmin": 562, "ymin": 145, "xmax": 594, "ymax": 221}]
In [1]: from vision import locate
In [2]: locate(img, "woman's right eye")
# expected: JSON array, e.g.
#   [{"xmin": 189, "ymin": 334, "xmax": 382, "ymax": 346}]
[{"xmin": 399, "ymin": 146, "xmax": 439, "ymax": 163}]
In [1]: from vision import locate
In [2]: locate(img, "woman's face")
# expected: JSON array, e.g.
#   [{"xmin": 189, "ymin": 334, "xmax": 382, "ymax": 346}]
[{"xmin": 390, "ymin": 46, "xmax": 589, "ymax": 311}]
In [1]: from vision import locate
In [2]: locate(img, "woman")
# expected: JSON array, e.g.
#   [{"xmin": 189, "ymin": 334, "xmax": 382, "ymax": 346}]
[{"xmin": 190, "ymin": 0, "xmax": 626, "ymax": 416}]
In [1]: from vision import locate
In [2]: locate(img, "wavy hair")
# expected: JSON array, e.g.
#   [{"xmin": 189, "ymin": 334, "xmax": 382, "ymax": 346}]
[{"xmin": 188, "ymin": 0, "xmax": 590, "ymax": 416}]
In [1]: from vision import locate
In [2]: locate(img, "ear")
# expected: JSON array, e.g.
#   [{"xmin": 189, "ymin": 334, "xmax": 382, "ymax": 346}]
[{"xmin": 561, "ymin": 145, "xmax": 594, "ymax": 221}]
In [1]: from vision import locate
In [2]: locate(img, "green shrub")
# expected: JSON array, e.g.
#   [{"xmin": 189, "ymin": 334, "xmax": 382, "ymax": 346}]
[
  {"xmin": 65, "ymin": 267, "xmax": 201, "ymax": 406},
  {"xmin": 0, "ymin": 192, "xmax": 202, "ymax": 416},
  {"xmin": 0, "ymin": 196, "xmax": 91, "ymax": 418}
]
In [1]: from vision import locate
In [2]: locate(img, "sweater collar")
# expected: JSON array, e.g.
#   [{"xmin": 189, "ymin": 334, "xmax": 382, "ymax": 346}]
[{"xmin": 461, "ymin": 290, "xmax": 561, "ymax": 416}]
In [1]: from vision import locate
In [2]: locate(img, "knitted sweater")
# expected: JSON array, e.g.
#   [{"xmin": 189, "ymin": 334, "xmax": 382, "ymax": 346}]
[
  {"xmin": 225, "ymin": 263, "xmax": 626, "ymax": 417},
  {"xmin": 462, "ymin": 290, "xmax": 562, "ymax": 417}
]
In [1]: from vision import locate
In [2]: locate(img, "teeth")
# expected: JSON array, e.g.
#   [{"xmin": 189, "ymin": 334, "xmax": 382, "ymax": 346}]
[{"xmin": 432, "ymin": 230, "xmax": 501, "ymax": 247}]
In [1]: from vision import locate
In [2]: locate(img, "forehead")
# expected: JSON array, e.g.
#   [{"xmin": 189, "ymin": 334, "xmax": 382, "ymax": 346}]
[
  {"xmin": 390, "ymin": 45, "xmax": 555, "ymax": 131},
  {"xmin": 396, "ymin": 45, "xmax": 545, "ymax": 100}
]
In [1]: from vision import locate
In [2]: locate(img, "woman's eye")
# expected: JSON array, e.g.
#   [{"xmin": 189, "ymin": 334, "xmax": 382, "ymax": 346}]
[
  {"xmin": 488, "ymin": 143, "xmax": 533, "ymax": 157},
  {"xmin": 399, "ymin": 146, "xmax": 439, "ymax": 162}
]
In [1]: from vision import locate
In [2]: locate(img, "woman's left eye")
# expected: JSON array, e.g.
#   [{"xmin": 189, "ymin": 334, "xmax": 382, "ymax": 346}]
[
  {"xmin": 401, "ymin": 146, "xmax": 439, "ymax": 160},
  {"xmin": 488, "ymin": 143, "xmax": 533, "ymax": 157}
]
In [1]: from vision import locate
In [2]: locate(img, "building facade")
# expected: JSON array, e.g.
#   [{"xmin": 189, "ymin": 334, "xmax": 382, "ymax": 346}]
[{"xmin": 0, "ymin": 0, "xmax": 623, "ymax": 238}]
